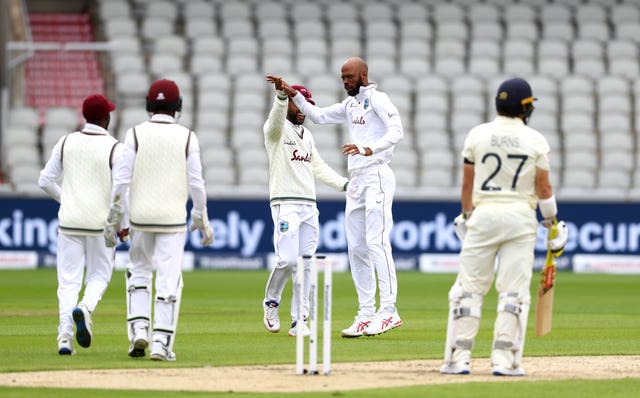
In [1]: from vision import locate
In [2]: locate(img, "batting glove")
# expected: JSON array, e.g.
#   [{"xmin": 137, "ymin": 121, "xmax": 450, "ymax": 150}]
[
  {"xmin": 453, "ymin": 213, "xmax": 469, "ymax": 241},
  {"xmin": 189, "ymin": 208, "xmax": 213, "ymax": 246},
  {"xmin": 545, "ymin": 219, "xmax": 568, "ymax": 257},
  {"xmin": 104, "ymin": 205, "xmax": 124, "ymax": 248}
]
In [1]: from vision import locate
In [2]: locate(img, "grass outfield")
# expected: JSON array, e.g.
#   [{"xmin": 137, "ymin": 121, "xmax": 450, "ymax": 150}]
[{"xmin": 0, "ymin": 269, "xmax": 639, "ymax": 397}]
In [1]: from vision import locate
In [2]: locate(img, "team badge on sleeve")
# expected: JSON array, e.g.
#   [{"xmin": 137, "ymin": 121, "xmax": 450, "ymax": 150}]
[{"xmin": 279, "ymin": 221, "xmax": 289, "ymax": 232}]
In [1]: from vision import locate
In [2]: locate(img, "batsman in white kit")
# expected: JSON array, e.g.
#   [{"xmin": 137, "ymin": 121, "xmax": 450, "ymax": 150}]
[
  {"xmin": 39, "ymin": 94, "xmax": 127, "ymax": 355},
  {"xmin": 262, "ymin": 76, "xmax": 348, "ymax": 336},
  {"xmin": 441, "ymin": 78, "xmax": 568, "ymax": 376},
  {"xmin": 104, "ymin": 79, "xmax": 213, "ymax": 361},
  {"xmin": 284, "ymin": 57, "xmax": 404, "ymax": 337}
]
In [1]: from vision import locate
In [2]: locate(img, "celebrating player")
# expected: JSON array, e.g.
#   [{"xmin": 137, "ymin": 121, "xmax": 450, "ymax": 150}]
[
  {"xmin": 440, "ymin": 78, "xmax": 568, "ymax": 376},
  {"xmin": 39, "ymin": 94, "xmax": 125, "ymax": 355},
  {"xmin": 262, "ymin": 75, "xmax": 348, "ymax": 336},
  {"xmin": 281, "ymin": 57, "xmax": 404, "ymax": 337},
  {"xmin": 104, "ymin": 79, "xmax": 213, "ymax": 361}
]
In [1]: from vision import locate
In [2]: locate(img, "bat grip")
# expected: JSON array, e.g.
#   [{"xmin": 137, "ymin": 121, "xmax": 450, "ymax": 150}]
[{"xmin": 544, "ymin": 264, "xmax": 555, "ymax": 289}]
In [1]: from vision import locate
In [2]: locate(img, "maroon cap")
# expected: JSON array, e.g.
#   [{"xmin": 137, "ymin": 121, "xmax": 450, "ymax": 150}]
[
  {"xmin": 292, "ymin": 85, "xmax": 315, "ymax": 105},
  {"xmin": 146, "ymin": 79, "xmax": 180, "ymax": 103},
  {"xmin": 82, "ymin": 94, "xmax": 115, "ymax": 121}
]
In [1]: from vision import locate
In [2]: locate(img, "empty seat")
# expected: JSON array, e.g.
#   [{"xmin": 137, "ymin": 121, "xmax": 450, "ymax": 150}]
[
  {"xmin": 503, "ymin": 39, "xmax": 535, "ymax": 60},
  {"xmin": 538, "ymin": 59, "xmax": 569, "ymax": 79},
  {"xmin": 183, "ymin": 1, "xmax": 215, "ymax": 19},
  {"xmin": 192, "ymin": 36, "xmax": 224, "ymax": 56},
  {"xmin": 436, "ymin": 21, "xmax": 468, "ymax": 41},
  {"xmin": 561, "ymin": 75, "xmax": 594, "ymax": 96},
  {"xmin": 505, "ymin": 20, "xmax": 538, "ymax": 40},
  {"xmin": 255, "ymin": 1, "xmax": 286, "ymax": 19},
  {"xmin": 577, "ymin": 22, "xmax": 610, "ymax": 43},
  {"xmin": 221, "ymin": 19, "xmax": 253, "ymax": 38},
  {"xmin": 562, "ymin": 114, "xmax": 595, "ymax": 131},
  {"xmin": 416, "ymin": 76, "xmax": 448, "ymax": 94},
  {"xmin": 400, "ymin": 21, "xmax": 432, "ymax": 40},
  {"xmin": 572, "ymin": 39, "xmax": 603, "ymax": 59},
  {"xmin": 609, "ymin": 59, "xmax": 639, "ymax": 79},
  {"xmin": 149, "ymin": 53, "xmax": 183, "ymax": 77},
  {"xmin": 598, "ymin": 169, "xmax": 630, "ymax": 189},
  {"xmin": 220, "ymin": 2, "xmax": 250, "ymax": 19},
  {"xmin": 563, "ymin": 96, "xmax": 595, "ymax": 114},
  {"xmin": 503, "ymin": 4, "xmax": 536, "ymax": 22},
  {"xmin": 468, "ymin": 57, "xmax": 500, "ymax": 78},
  {"xmin": 597, "ymin": 76, "xmax": 629, "ymax": 95},
  {"xmin": 573, "ymin": 58, "xmax": 605, "ymax": 79},
  {"xmin": 433, "ymin": 3, "xmax": 464, "ymax": 22},
  {"xmin": 365, "ymin": 20, "xmax": 397, "ymax": 41},
  {"xmin": 611, "ymin": 4, "xmax": 640, "ymax": 25},
  {"xmin": 326, "ymin": 3, "xmax": 358, "ymax": 21},
  {"xmin": 542, "ymin": 22, "xmax": 574, "ymax": 42},
  {"xmin": 141, "ymin": 17, "xmax": 174, "ymax": 40},
  {"xmin": 365, "ymin": 39, "xmax": 396, "ymax": 58},
  {"xmin": 396, "ymin": 3, "xmax": 428, "ymax": 22},
  {"xmin": 256, "ymin": 20, "xmax": 290, "ymax": 38},
  {"xmin": 563, "ymin": 169, "xmax": 596, "ymax": 189},
  {"xmin": 469, "ymin": 39, "xmax": 500, "ymax": 59},
  {"xmin": 564, "ymin": 134, "xmax": 598, "ymax": 152},
  {"xmin": 154, "ymin": 35, "xmax": 187, "ymax": 57},
  {"xmin": 399, "ymin": 57, "xmax": 429, "ymax": 78}
]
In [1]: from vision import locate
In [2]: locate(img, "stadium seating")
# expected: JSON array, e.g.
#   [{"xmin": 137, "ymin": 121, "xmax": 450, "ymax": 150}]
[{"xmin": 3, "ymin": 0, "xmax": 640, "ymax": 199}]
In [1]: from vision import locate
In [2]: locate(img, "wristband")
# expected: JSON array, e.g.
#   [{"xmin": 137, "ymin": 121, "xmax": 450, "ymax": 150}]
[
  {"xmin": 356, "ymin": 145, "xmax": 367, "ymax": 155},
  {"xmin": 539, "ymin": 195, "xmax": 558, "ymax": 219}
]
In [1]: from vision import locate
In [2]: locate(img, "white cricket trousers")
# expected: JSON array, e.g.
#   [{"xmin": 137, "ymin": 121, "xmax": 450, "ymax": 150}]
[
  {"xmin": 128, "ymin": 230, "xmax": 185, "ymax": 333},
  {"xmin": 264, "ymin": 204, "xmax": 319, "ymax": 321},
  {"xmin": 457, "ymin": 203, "xmax": 538, "ymax": 296},
  {"xmin": 56, "ymin": 233, "xmax": 115, "ymax": 339},
  {"xmin": 345, "ymin": 163, "xmax": 397, "ymax": 319}
]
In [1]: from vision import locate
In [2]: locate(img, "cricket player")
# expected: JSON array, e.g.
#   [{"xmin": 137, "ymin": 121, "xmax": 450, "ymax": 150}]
[
  {"xmin": 39, "ymin": 94, "xmax": 126, "ymax": 355},
  {"xmin": 104, "ymin": 79, "xmax": 213, "ymax": 361},
  {"xmin": 440, "ymin": 78, "xmax": 568, "ymax": 376},
  {"xmin": 262, "ymin": 75, "xmax": 349, "ymax": 336},
  {"xmin": 282, "ymin": 57, "xmax": 404, "ymax": 337}
]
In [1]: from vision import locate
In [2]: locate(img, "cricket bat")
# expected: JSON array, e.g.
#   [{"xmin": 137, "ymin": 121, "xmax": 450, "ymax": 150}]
[{"xmin": 535, "ymin": 221, "xmax": 559, "ymax": 337}]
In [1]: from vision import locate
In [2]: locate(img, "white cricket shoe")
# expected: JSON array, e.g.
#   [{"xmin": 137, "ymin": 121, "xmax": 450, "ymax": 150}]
[
  {"xmin": 340, "ymin": 318, "xmax": 373, "ymax": 338},
  {"xmin": 57, "ymin": 334, "xmax": 75, "ymax": 356},
  {"xmin": 492, "ymin": 365, "xmax": 525, "ymax": 376},
  {"xmin": 440, "ymin": 361, "xmax": 471, "ymax": 375},
  {"xmin": 150, "ymin": 338, "xmax": 176, "ymax": 362},
  {"xmin": 128, "ymin": 327, "xmax": 149, "ymax": 358},
  {"xmin": 72, "ymin": 303, "xmax": 93, "ymax": 348},
  {"xmin": 263, "ymin": 300, "xmax": 280, "ymax": 333},
  {"xmin": 363, "ymin": 307, "xmax": 403, "ymax": 336},
  {"xmin": 288, "ymin": 320, "xmax": 311, "ymax": 337}
]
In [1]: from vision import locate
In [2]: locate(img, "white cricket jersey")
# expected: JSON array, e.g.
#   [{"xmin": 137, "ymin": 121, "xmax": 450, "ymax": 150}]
[
  {"xmin": 462, "ymin": 115, "xmax": 551, "ymax": 209},
  {"xmin": 265, "ymin": 94, "xmax": 349, "ymax": 206},
  {"xmin": 292, "ymin": 82, "xmax": 404, "ymax": 173},
  {"xmin": 111, "ymin": 114, "xmax": 207, "ymax": 233},
  {"xmin": 38, "ymin": 124, "xmax": 120, "ymax": 235}
]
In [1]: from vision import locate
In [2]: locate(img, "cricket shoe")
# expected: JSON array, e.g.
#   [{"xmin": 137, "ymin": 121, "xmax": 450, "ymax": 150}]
[
  {"xmin": 340, "ymin": 318, "xmax": 373, "ymax": 338},
  {"xmin": 128, "ymin": 327, "xmax": 149, "ymax": 358},
  {"xmin": 440, "ymin": 362, "xmax": 471, "ymax": 375},
  {"xmin": 72, "ymin": 303, "xmax": 93, "ymax": 348},
  {"xmin": 263, "ymin": 300, "xmax": 280, "ymax": 333},
  {"xmin": 150, "ymin": 339, "xmax": 176, "ymax": 362},
  {"xmin": 288, "ymin": 319, "xmax": 311, "ymax": 337},
  {"xmin": 363, "ymin": 308, "xmax": 403, "ymax": 336},
  {"xmin": 492, "ymin": 365, "xmax": 525, "ymax": 376},
  {"xmin": 57, "ymin": 334, "xmax": 75, "ymax": 356}
]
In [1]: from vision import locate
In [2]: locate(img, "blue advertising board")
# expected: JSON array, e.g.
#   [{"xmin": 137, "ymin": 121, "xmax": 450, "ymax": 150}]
[{"xmin": 1, "ymin": 197, "xmax": 639, "ymax": 269}]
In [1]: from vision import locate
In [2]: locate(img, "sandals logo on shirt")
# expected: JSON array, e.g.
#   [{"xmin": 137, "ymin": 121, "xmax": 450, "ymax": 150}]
[
  {"xmin": 279, "ymin": 221, "xmax": 289, "ymax": 232},
  {"xmin": 290, "ymin": 149, "xmax": 311, "ymax": 162}
]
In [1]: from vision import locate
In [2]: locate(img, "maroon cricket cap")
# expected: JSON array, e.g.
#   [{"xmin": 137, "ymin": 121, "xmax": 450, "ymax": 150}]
[
  {"xmin": 292, "ymin": 85, "xmax": 315, "ymax": 105},
  {"xmin": 146, "ymin": 79, "xmax": 180, "ymax": 103},
  {"xmin": 82, "ymin": 94, "xmax": 115, "ymax": 121}
]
